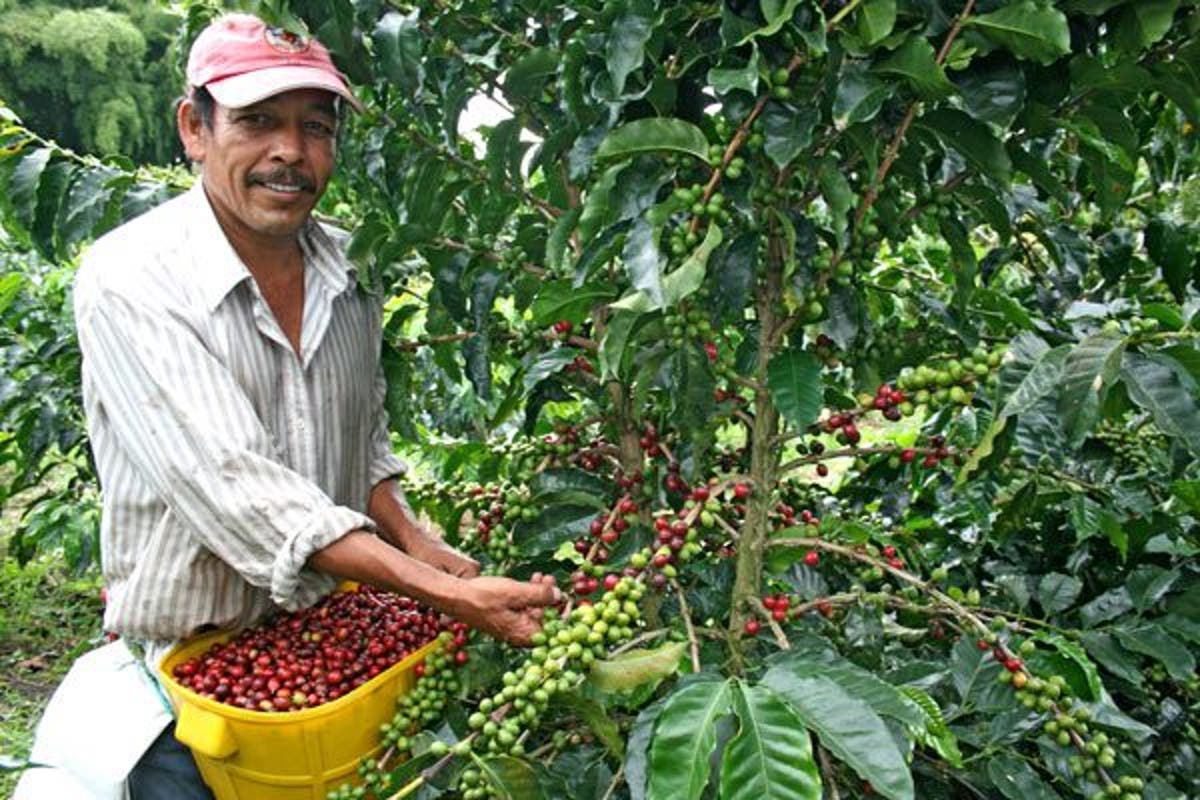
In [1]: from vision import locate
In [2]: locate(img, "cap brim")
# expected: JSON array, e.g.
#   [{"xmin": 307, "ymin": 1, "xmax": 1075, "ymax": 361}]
[{"xmin": 206, "ymin": 65, "xmax": 364, "ymax": 113}]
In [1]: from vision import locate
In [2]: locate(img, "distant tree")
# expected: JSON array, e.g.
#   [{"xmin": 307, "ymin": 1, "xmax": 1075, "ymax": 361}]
[{"xmin": 0, "ymin": 0, "xmax": 182, "ymax": 163}]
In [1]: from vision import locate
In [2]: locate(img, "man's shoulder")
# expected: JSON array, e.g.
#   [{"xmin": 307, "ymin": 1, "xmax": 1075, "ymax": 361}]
[
  {"xmin": 81, "ymin": 191, "xmax": 192, "ymax": 270},
  {"xmin": 74, "ymin": 189, "xmax": 200, "ymax": 311}
]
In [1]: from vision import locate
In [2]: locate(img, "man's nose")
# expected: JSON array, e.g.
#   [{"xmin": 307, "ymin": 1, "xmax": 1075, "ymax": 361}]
[{"xmin": 268, "ymin": 122, "xmax": 305, "ymax": 163}]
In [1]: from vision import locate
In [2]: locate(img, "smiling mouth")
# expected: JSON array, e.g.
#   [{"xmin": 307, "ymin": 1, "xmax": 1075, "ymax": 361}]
[{"xmin": 249, "ymin": 172, "xmax": 316, "ymax": 195}]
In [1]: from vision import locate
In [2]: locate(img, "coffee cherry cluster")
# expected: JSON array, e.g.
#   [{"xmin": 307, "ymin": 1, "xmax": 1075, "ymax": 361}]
[
  {"xmin": 468, "ymin": 485, "xmax": 535, "ymax": 564},
  {"xmin": 859, "ymin": 382, "xmax": 915, "ymax": 422},
  {"xmin": 896, "ymin": 344, "xmax": 1005, "ymax": 408},
  {"xmin": 171, "ymin": 586, "xmax": 448, "ymax": 713},
  {"xmin": 379, "ymin": 627, "xmax": 468, "ymax": 751},
  {"xmin": 1094, "ymin": 417, "xmax": 1167, "ymax": 473},
  {"xmin": 990, "ymin": 635, "xmax": 1144, "ymax": 800},
  {"xmin": 451, "ymin": 579, "xmax": 645, "ymax": 799}
]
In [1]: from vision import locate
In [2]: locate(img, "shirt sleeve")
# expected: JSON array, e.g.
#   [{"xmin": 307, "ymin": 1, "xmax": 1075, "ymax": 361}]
[{"xmin": 75, "ymin": 282, "xmax": 373, "ymax": 612}]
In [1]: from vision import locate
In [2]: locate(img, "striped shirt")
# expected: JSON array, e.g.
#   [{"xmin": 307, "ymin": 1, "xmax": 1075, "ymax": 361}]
[{"xmin": 74, "ymin": 183, "xmax": 407, "ymax": 643}]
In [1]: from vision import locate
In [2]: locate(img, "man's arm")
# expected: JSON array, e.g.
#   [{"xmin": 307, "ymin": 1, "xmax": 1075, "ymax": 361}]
[
  {"xmin": 307, "ymin": 531, "xmax": 555, "ymax": 644},
  {"xmin": 368, "ymin": 480, "xmax": 480, "ymax": 578}
]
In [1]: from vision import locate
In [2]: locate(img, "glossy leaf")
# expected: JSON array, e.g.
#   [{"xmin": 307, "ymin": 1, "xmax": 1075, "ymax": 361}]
[
  {"xmin": 855, "ymin": 0, "xmax": 896, "ymax": 45},
  {"xmin": 1121, "ymin": 352, "xmax": 1200, "ymax": 457},
  {"xmin": 473, "ymin": 754, "xmax": 544, "ymax": 800},
  {"xmin": 372, "ymin": 11, "xmax": 423, "ymax": 94},
  {"xmin": 873, "ymin": 36, "xmax": 955, "ymax": 100},
  {"xmin": 1057, "ymin": 331, "xmax": 1125, "ymax": 447},
  {"xmin": 718, "ymin": 682, "xmax": 822, "ymax": 800},
  {"xmin": 916, "ymin": 109, "xmax": 1012, "ymax": 184},
  {"xmin": 607, "ymin": 0, "xmax": 656, "ymax": 96},
  {"xmin": 968, "ymin": 2, "xmax": 1072, "ymax": 65},
  {"xmin": 767, "ymin": 350, "xmax": 823, "ymax": 429},
  {"xmin": 761, "ymin": 671, "xmax": 914, "ymax": 800},
  {"xmin": 646, "ymin": 678, "xmax": 731, "ymax": 800},
  {"xmin": 761, "ymin": 105, "xmax": 819, "ymax": 169},
  {"xmin": 590, "ymin": 642, "xmax": 686, "ymax": 692},
  {"xmin": 595, "ymin": 118, "xmax": 710, "ymax": 163},
  {"xmin": 986, "ymin": 754, "xmax": 1062, "ymax": 800}
]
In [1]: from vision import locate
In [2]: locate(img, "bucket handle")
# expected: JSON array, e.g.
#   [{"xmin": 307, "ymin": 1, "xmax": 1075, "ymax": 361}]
[{"xmin": 174, "ymin": 703, "xmax": 238, "ymax": 760}]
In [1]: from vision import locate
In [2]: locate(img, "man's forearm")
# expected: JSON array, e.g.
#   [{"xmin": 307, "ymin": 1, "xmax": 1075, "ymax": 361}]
[
  {"xmin": 307, "ymin": 530, "xmax": 465, "ymax": 616},
  {"xmin": 367, "ymin": 479, "xmax": 426, "ymax": 550}
]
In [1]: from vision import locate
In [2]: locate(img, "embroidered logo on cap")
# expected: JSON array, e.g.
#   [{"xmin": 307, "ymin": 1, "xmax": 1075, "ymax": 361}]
[{"xmin": 264, "ymin": 27, "xmax": 310, "ymax": 54}]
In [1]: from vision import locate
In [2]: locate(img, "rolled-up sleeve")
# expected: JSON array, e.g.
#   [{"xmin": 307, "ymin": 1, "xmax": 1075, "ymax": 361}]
[{"xmin": 76, "ymin": 286, "xmax": 372, "ymax": 611}]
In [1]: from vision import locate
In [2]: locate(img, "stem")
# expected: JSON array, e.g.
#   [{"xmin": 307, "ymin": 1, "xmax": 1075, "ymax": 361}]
[
  {"xmin": 670, "ymin": 578, "xmax": 703, "ymax": 671},
  {"xmin": 728, "ymin": 222, "xmax": 786, "ymax": 664},
  {"xmin": 817, "ymin": 744, "xmax": 841, "ymax": 800},
  {"xmin": 826, "ymin": 0, "xmax": 865, "ymax": 29}
]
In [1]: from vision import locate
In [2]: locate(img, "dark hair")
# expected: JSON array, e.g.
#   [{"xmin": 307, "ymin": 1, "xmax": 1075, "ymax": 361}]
[{"xmin": 185, "ymin": 85, "xmax": 216, "ymax": 130}]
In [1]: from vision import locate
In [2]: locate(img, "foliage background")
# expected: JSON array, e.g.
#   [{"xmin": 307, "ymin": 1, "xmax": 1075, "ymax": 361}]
[{"xmin": 1, "ymin": 1, "xmax": 1199, "ymax": 799}]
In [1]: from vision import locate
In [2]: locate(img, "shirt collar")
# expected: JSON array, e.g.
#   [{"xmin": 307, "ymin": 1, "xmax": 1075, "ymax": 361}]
[{"xmin": 185, "ymin": 183, "xmax": 357, "ymax": 312}]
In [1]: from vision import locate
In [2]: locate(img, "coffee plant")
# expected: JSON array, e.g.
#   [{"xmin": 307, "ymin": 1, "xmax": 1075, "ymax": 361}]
[{"xmin": 3, "ymin": 1, "xmax": 1199, "ymax": 798}]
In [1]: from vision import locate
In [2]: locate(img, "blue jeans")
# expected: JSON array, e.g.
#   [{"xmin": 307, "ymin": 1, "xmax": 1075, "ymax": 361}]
[{"xmin": 127, "ymin": 723, "xmax": 214, "ymax": 799}]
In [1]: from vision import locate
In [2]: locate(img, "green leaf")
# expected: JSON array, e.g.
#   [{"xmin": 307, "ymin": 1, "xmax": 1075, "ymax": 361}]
[
  {"xmin": 646, "ymin": 678, "xmax": 731, "ymax": 800},
  {"xmin": 504, "ymin": 47, "xmax": 558, "ymax": 104},
  {"xmin": 708, "ymin": 47, "xmax": 761, "ymax": 96},
  {"xmin": 621, "ymin": 218, "xmax": 666, "ymax": 309},
  {"xmin": 596, "ymin": 118, "xmax": 710, "ymax": 163},
  {"xmin": 986, "ymin": 754, "xmax": 1062, "ymax": 800},
  {"xmin": 590, "ymin": 642, "xmax": 686, "ymax": 693},
  {"xmin": 599, "ymin": 310, "xmax": 642, "ymax": 380},
  {"xmin": 556, "ymin": 692, "xmax": 625, "ymax": 757},
  {"xmin": 664, "ymin": 223, "xmax": 722, "ymax": 306},
  {"xmin": 1115, "ymin": 625, "xmax": 1196, "ymax": 680},
  {"xmin": 733, "ymin": 0, "xmax": 804, "ymax": 45},
  {"xmin": 1031, "ymin": 633, "xmax": 1104, "ymax": 701},
  {"xmin": 8, "ymin": 148, "xmax": 52, "ymax": 236},
  {"xmin": 956, "ymin": 57, "xmax": 1027, "ymax": 127},
  {"xmin": 1114, "ymin": 0, "xmax": 1179, "ymax": 51},
  {"xmin": 873, "ymin": 36, "xmax": 955, "ymax": 100},
  {"xmin": 546, "ymin": 207, "xmax": 583, "ymax": 274},
  {"xmin": 1122, "ymin": 351, "xmax": 1200, "ymax": 457},
  {"xmin": 855, "ymin": 0, "xmax": 896, "ymax": 45},
  {"xmin": 1037, "ymin": 573, "xmax": 1083, "ymax": 615},
  {"xmin": 1145, "ymin": 215, "xmax": 1194, "ymax": 302},
  {"xmin": 915, "ymin": 108, "xmax": 1012, "ymax": 184},
  {"xmin": 1079, "ymin": 586, "xmax": 1134, "ymax": 628},
  {"xmin": 514, "ymin": 503, "xmax": 598, "ymax": 556},
  {"xmin": 1057, "ymin": 332, "xmax": 1125, "ymax": 447},
  {"xmin": 761, "ymin": 105, "xmax": 819, "ymax": 169},
  {"xmin": 1171, "ymin": 479, "xmax": 1200, "ymax": 515},
  {"xmin": 767, "ymin": 350, "xmax": 823, "ymax": 429},
  {"xmin": 833, "ymin": 62, "xmax": 892, "ymax": 129},
  {"xmin": 761, "ymin": 671, "xmax": 914, "ymax": 800},
  {"xmin": 531, "ymin": 280, "xmax": 618, "ymax": 327},
  {"xmin": 1000, "ymin": 344, "xmax": 1068, "ymax": 418},
  {"xmin": 625, "ymin": 697, "xmax": 667, "ymax": 800},
  {"xmin": 372, "ymin": 11, "xmax": 423, "ymax": 94},
  {"xmin": 768, "ymin": 645, "xmax": 926, "ymax": 730},
  {"xmin": 719, "ymin": 682, "xmax": 822, "ymax": 800},
  {"xmin": 607, "ymin": 0, "xmax": 656, "ymax": 95},
  {"xmin": 473, "ymin": 754, "xmax": 544, "ymax": 799},
  {"xmin": 967, "ymin": 1, "xmax": 1071, "ymax": 65},
  {"xmin": 1125, "ymin": 565, "xmax": 1181, "ymax": 612},
  {"xmin": 1080, "ymin": 631, "xmax": 1145, "ymax": 685}
]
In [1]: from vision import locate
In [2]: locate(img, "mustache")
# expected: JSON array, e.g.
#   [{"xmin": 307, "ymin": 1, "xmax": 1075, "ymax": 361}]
[{"xmin": 247, "ymin": 169, "xmax": 316, "ymax": 192}]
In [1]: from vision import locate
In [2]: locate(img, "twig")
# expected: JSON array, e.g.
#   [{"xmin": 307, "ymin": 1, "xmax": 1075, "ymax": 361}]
[
  {"xmin": 749, "ymin": 596, "xmax": 791, "ymax": 650},
  {"xmin": 817, "ymin": 744, "xmax": 841, "ymax": 800},
  {"xmin": 600, "ymin": 765, "xmax": 625, "ymax": 800},
  {"xmin": 608, "ymin": 628, "xmax": 669, "ymax": 656},
  {"xmin": 670, "ymin": 578, "xmax": 703, "ymax": 671}
]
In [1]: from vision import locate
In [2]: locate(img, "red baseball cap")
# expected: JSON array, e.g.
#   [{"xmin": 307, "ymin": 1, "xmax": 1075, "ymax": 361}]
[{"xmin": 186, "ymin": 13, "xmax": 363, "ymax": 112}]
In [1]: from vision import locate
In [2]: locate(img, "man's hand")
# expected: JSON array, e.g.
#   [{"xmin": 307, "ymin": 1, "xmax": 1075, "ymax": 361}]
[
  {"xmin": 404, "ymin": 533, "xmax": 480, "ymax": 578},
  {"xmin": 456, "ymin": 575, "xmax": 561, "ymax": 646}
]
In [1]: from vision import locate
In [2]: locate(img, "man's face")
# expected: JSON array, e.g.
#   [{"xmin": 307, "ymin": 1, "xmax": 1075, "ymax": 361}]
[{"xmin": 178, "ymin": 88, "xmax": 338, "ymax": 243}]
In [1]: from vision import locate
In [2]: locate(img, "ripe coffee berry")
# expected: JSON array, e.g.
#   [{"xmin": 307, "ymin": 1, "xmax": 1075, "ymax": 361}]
[
  {"xmin": 171, "ymin": 585, "xmax": 456, "ymax": 713},
  {"xmin": 744, "ymin": 618, "xmax": 761, "ymax": 635}
]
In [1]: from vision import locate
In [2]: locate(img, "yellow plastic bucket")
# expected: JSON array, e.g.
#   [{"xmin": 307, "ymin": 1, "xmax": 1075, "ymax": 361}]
[{"xmin": 158, "ymin": 627, "xmax": 438, "ymax": 799}]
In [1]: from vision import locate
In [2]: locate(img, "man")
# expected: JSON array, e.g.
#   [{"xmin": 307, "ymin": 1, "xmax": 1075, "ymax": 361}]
[{"xmin": 16, "ymin": 13, "xmax": 558, "ymax": 799}]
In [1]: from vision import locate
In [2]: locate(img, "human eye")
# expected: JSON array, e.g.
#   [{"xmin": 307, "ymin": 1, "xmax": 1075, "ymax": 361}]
[
  {"xmin": 304, "ymin": 119, "xmax": 337, "ymax": 139},
  {"xmin": 235, "ymin": 111, "xmax": 274, "ymax": 129}
]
